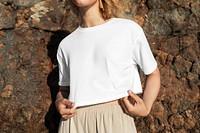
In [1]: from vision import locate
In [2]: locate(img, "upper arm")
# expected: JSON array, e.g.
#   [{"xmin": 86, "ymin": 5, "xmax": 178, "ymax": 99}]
[
  {"xmin": 57, "ymin": 46, "xmax": 70, "ymax": 86},
  {"xmin": 132, "ymin": 29, "xmax": 157, "ymax": 75}
]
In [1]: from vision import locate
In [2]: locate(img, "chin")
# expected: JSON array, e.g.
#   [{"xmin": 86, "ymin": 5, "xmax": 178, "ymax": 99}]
[{"xmin": 72, "ymin": 0, "xmax": 97, "ymax": 7}]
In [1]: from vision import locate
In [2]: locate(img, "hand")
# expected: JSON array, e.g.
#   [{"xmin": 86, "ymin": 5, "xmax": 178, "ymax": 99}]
[
  {"xmin": 55, "ymin": 98, "xmax": 76, "ymax": 120},
  {"xmin": 120, "ymin": 90, "xmax": 150, "ymax": 117}
]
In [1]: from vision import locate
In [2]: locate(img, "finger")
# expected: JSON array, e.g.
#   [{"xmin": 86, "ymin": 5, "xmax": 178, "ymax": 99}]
[
  {"xmin": 71, "ymin": 103, "xmax": 76, "ymax": 108},
  {"xmin": 62, "ymin": 108, "xmax": 77, "ymax": 120},
  {"xmin": 128, "ymin": 90, "xmax": 141, "ymax": 103},
  {"xmin": 62, "ymin": 113, "xmax": 76, "ymax": 120},
  {"xmin": 119, "ymin": 98, "xmax": 129, "ymax": 114},
  {"xmin": 70, "ymin": 106, "xmax": 77, "ymax": 113},
  {"xmin": 127, "ymin": 97, "xmax": 136, "ymax": 107},
  {"xmin": 60, "ymin": 107, "xmax": 76, "ymax": 116},
  {"xmin": 62, "ymin": 99, "xmax": 75, "ymax": 107},
  {"xmin": 122, "ymin": 96, "xmax": 134, "ymax": 112}
]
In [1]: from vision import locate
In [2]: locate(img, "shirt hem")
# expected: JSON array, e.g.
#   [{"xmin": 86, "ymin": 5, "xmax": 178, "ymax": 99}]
[
  {"xmin": 144, "ymin": 63, "xmax": 157, "ymax": 75},
  {"xmin": 58, "ymin": 81, "xmax": 70, "ymax": 86},
  {"xmin": 73, "ymin": 89, "xmax": 142, "ymax": 108}
]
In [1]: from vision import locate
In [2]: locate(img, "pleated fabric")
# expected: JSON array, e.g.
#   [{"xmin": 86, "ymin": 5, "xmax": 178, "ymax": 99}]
[{"xmin": 58, "ymin": 104, "xmax": 137, "ymax": 133}]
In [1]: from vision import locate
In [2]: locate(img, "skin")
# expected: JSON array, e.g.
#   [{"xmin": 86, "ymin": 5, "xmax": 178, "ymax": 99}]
[
  {"xmin": 55, "ymin": 0, "xmax": 160, "ymax": 120},
  {"xmin": 55, "ymin": 86, "xmax": 76, "ymax": 119},
  {"xmin": 120, "ymin": 68, "xmax": 160, "ymax": 117}
]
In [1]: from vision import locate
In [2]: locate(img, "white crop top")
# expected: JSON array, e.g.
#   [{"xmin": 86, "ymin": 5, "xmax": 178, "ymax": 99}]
[{"xmin": 57, "ymin": 18, "xmax": 157, "ymax": 107}]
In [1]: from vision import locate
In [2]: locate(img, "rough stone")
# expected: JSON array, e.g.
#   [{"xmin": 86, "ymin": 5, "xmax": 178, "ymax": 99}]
[
  {"xmin": 0, "ymin": 3, "xmax": 16, "ymax": 29},
  {"xmin": 173, "ymin": 55, "xmax": 193, "ymax": 77},
  {"xmin": 144, "ymin": 9, "xmax": 172, "ymax": 35},
  {"xmin": 191, "ymin": 62, "xmax": 200, "ymax": 75},
  {"xmin": 29, "ymin": 1, "xmax": 78, "ymax": 32},
  {"xmin": 0, "ymin": 76, "xmax": 5, "ymax": 90},
  {"xmin": 151, "ymin": 101, "xmax": 165, "ymax": 121},
  {"xmin": 169, "ymin": 114, "xmax": 185, "ymax": 128},
  {"xmin": 164, "ymin": 7, "xmax": 190, "ymax": 34},
  {"xmin": 155, "ymin": 50, "xmax": 168, "ymax": 65},
  {"xmin": 0, "ymin": 0, "xmax": 199, "ymax": 132},
  {"xmin": 1, "ymin": 0, "xmax": 43, "ymax": 7},
  {"xmin": 177, "ymin": 129, "xmax": 187, "ymax": 133},
  {"xmin": 0, "ymin": 85, "xmax": 13, "ymax": 98},
  {"xmin": 0, "ymin": 42, "xmax": 4, "ymax": 49},
  {"xmin": 160, "ymin": 36, "xmax": 180, "ymax": 56}
]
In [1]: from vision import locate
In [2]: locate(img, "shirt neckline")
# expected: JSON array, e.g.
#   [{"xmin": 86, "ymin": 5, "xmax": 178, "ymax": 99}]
[{"xmin": 77, "ymin": 18, "xmax": 116, "ymax": 32}]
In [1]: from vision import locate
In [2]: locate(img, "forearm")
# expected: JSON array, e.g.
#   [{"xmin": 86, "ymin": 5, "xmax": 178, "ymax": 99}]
[
  {"xmin": 55, "ymin": 86, "xmax": 76, "ymax": 119},
  {"xmin": 56, "ymin": 86, "xmax": 70, "ymax": 100},
  {"xmin": 143, "ymin": 67, "xmax": 160, "ymax": 113}
]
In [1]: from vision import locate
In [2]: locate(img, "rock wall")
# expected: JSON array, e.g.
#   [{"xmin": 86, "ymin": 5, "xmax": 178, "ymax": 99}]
[{"xmin": 0, "ymin": 0, "xmax": 199, "ymax": 132}]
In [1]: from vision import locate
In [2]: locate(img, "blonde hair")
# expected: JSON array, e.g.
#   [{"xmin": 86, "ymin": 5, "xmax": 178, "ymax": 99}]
[{"xmin": 68, "ymin": 0, "xmax": 124, "ymax": 20}]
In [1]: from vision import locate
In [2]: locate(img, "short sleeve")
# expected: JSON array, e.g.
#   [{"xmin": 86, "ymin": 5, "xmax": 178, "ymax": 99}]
[
  {"xmin": 132, "ymin": 29, "xmax": 157, "ymax": 75},
  {"xmin": 57, "ymin": 46, "xmax": 70, "ymax": 86}
]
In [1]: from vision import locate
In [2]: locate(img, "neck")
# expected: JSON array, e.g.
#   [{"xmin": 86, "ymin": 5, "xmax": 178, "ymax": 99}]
[{"xmin": 78, "ymin": 2, "xmax": 105, "ymax": 28}]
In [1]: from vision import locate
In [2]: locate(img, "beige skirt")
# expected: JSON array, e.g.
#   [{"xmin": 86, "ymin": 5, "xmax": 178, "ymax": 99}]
[{"xmin": 58, "ymin": 103, "xmax": 137, "ymax": 133}]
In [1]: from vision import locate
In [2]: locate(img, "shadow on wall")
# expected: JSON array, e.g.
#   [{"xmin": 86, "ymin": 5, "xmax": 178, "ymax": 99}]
[{"xmin": 45, "ymin": 30, "xmax": 71, "ymax": 133}]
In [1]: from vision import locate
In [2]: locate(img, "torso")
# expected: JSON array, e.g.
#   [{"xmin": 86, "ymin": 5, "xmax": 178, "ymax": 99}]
[{"xmin": 77, "ymin": 99, "xmax": 120, "ymax": 109}]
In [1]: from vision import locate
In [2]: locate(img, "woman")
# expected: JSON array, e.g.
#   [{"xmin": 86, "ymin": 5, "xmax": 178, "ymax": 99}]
[{"xmin": 55, "ymin": 0, "xmax": 160, "ymax": 132}]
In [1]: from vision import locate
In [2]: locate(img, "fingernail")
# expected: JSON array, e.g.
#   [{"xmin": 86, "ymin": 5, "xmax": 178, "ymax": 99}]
[{"xmin": 128, "ymin": 90, "xmax": 133, "ymax": 94}]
